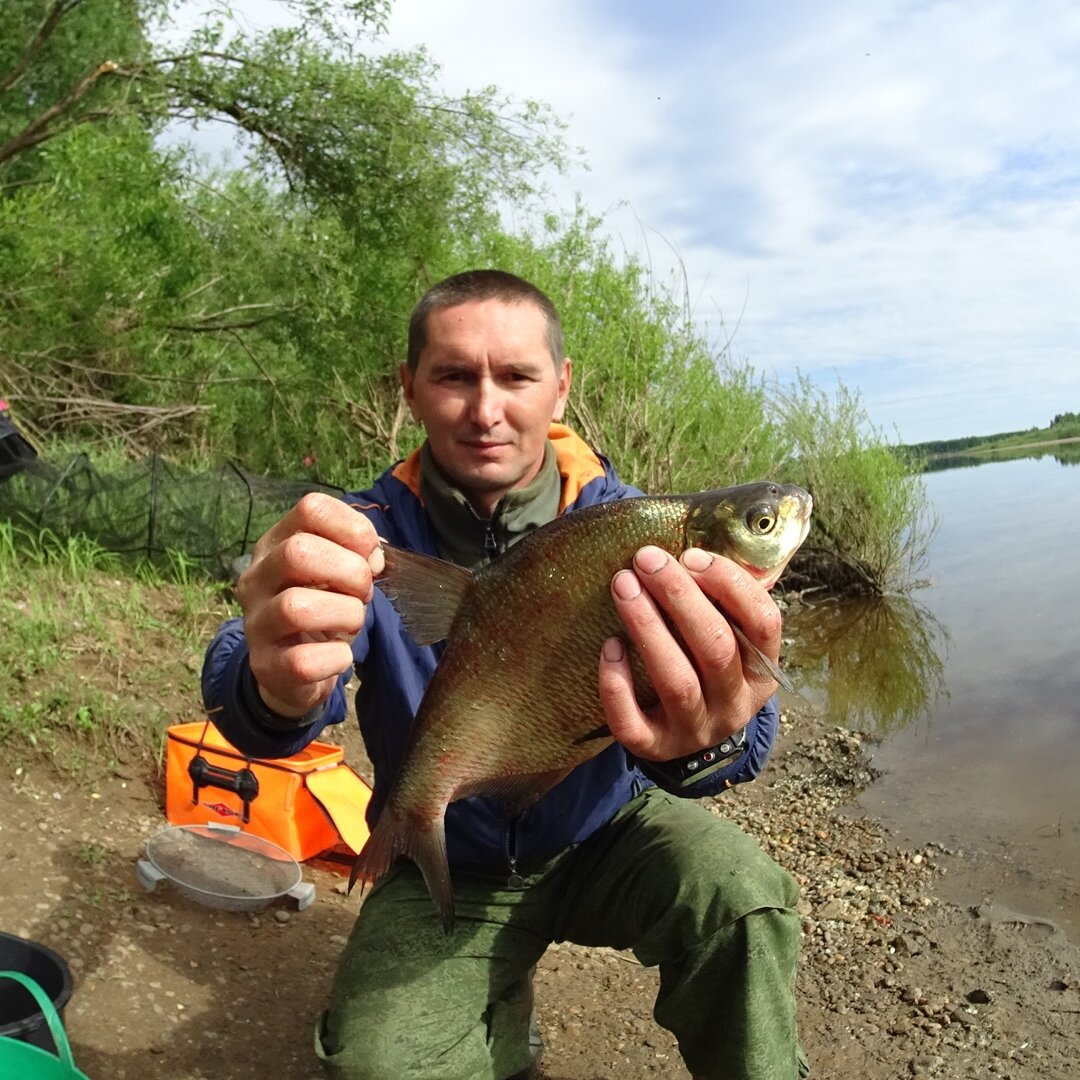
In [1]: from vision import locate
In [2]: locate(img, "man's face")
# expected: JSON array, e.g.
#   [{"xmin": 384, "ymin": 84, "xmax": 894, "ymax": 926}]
[{"xmin": 401, "ymin": 298, "xmax": 572, "ymax": 517}]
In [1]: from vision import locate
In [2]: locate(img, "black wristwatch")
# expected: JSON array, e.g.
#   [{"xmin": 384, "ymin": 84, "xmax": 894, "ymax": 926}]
[{"xmin": 655, "ymin": 726, "xmax": 749, "ymax": 788}]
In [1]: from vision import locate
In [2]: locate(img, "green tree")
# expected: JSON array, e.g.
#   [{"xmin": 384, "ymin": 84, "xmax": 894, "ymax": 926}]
[
  {"xmin": 1, "ymin": 0, "xmax": 567, "ymax": 477},
  {"xmin": 0, "ymin": 1, "xmax": 164, "ymax": 176},
  {"xmin": 1, "ymin": 1, "xmax": 937, "ymax": 595}
]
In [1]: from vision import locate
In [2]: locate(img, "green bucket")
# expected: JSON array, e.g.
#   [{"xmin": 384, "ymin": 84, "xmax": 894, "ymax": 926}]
[{"xmin": 0, "ymin": 972, "xmax": 89, "ymax": 1079}]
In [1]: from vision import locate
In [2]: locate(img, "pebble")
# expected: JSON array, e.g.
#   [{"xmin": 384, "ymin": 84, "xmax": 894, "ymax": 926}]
[{"xmin": 909, "ymin": 1054, "xmax": 944, "ymax": 1074}]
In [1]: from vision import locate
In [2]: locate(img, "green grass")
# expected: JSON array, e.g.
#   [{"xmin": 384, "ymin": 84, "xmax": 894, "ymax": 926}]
[{"xmin": 0, "ymin": 521, "xmax": 235, "ymax": 772}]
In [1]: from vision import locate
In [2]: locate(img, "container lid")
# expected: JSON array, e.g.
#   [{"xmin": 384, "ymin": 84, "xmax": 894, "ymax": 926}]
[{"xmin": 144, "ymin": 824, "xmax": 301, "ymax": 904}]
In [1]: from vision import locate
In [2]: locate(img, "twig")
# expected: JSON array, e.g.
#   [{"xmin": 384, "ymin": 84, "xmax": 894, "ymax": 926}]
[
  {"xmin": 226, "ymin": 330, "xmax": 299, "ymax": 425},
  {"xmin": 0, "ymin": 62, "xmax": 122, "ymax": 165},
  {"xmin": 0, "ymin": 0, "xmax": 83, "ymax": 95}
]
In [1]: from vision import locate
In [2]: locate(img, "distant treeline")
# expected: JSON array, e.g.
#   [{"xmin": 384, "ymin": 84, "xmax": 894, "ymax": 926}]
[{"xmin": 903, "ymin": 412, "xmax": 1080, "ymax": 459}]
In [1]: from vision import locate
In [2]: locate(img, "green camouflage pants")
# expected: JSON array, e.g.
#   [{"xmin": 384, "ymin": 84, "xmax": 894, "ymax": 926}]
[{"xmin": 316, "ymin": 787, "xmax": 808, "ymax": 1079}]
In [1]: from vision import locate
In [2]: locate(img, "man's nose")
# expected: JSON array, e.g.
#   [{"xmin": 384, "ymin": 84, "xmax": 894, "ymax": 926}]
[{"xmin": 469, "ymin": 379, "xmax": 501, "ymax": 428}]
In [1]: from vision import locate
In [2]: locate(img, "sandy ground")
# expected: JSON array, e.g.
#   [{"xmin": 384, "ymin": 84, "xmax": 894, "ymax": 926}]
[{"xmin": 1, "ymin": 702, "xmax": 1077, "ymax": 1079}]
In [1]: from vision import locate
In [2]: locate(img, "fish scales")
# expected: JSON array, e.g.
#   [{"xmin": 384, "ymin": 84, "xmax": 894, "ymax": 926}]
[
  {"xmin": 349, "ymin": 482, "xmax": 813, "ymax": 930},
  {"xmin": 393, "ymin": 496, "xmax": 688, "ymax": 816}
]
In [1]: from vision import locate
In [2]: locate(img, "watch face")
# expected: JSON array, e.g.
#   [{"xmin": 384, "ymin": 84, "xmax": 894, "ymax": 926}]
[{"xmin": 680, "ymin": 728, "xmax": 749, "ymax": 784}]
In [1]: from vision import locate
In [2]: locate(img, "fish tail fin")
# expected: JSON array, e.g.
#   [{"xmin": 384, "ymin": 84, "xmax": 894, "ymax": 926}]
[{"xmin": 348, "ymin": 805, "xmax": 455, "ymax": 933}]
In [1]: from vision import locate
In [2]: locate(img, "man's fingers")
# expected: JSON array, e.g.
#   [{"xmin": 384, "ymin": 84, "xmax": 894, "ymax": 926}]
[
  {"xmin": 241, "ymin": 532, "xmax": 377, "ymax": 604},
  {"xmin": 247, "ymin": 587, "xmax": 366, "ymax": 642},
  {"xmin": 601, "ymin": 545, "xmax": 785, "ymax": 761},
  {"xmin": 250, "ymin": 638, "xmax": 355, "ymax": 705},
  {"xmin": 274, "ymin": 638, "xmax": 354, "ymax": 686},
  {"xmin": 236, "ymin": 494, "xmax": 382, "ymax": 718},
  {"xmin": 597, "ymin": 636, "xmax": 660, "ymax": 759},
  {"xmin": 613, "ymin": 548, "xmax": 734, "ymax": 725},
  {"xmin": 263, "ymin": 492, "xmax": 372, "ymax": 549},
  {"xmin": 635, "ymin": 546, "xmax": 747, "ymax": 693},
  {"xmin": 680, "ymin": 549, "xmax": 782, "ymax": 665},
  {"xmin": 256, "ymin": 493, "xmax": 383, "ymax": 568}
]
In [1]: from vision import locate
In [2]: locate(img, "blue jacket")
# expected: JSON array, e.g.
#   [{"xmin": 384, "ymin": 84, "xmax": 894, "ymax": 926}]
[{"xmin": 202, "ymin": 425, "xmax": 780, "ymax": 871}]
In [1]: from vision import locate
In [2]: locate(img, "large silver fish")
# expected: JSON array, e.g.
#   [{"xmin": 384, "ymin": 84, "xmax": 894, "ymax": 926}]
[{"xmin": 350, "ymin": 481, "xmax": 813, "ymax": 929}]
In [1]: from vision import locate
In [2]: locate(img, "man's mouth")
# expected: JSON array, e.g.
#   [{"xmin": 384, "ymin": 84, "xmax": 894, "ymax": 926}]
[{"xmin": 462, "ymin": 440, "xmax": 508, "ymax": 453}]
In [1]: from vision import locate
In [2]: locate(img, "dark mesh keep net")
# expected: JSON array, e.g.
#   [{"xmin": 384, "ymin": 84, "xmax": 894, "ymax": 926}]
[{"xmin": 0, "ymin": 453, "xmax": 345, "ymax": 579}]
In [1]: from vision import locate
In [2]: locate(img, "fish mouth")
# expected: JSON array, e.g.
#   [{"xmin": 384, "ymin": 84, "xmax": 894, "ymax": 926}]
[{"xmin": 752, "ymin": 565, "xmax": 786, "ymax": 590}]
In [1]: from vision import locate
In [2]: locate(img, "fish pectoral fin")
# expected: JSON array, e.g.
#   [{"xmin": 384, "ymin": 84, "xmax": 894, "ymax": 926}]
[
  {"xmin": 349, "ymin": 805, "xmax": 455, "ymax": 933},
  {"xmin": 572, "ymin": 724, "xmax": 612, "ymax": 745},
  {"xmin": 376, "ymin": 544, "xmax": 474, "ymax": 646},
  {"xmin": 730, "ymin": 622, "xmax": 794, "ymax": 693},
  {"xmin": 458, "ymin": 768, "xmax": 573, "ymax": 819}
]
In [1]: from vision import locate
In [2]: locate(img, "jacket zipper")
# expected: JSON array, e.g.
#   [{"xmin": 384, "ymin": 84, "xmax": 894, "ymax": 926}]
[
  {"xmin": 484, "ymin": 521, "xmax": 498, "ymax": 559},
  {"xmin": 504, "ymin": 817, "xmax": 524, "ymax": 889}
]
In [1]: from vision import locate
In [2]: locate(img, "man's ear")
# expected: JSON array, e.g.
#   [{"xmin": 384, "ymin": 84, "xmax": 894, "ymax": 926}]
[
  {"xmin": 552, "ymin": 358, "xmax": 572, "ymax": 421},
  {"xmin": 400, "ymin": 362, "xmax": 421, "ymax": 421}
]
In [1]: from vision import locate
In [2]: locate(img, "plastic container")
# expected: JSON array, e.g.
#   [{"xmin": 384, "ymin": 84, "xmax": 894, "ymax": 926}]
[
  {"xmin": 0, "ymin": 969, "xmax": 89, "ymax": 1079},
  {"xmin": 0, "ymin": 933, "xmax": 73, "ymax": 1049},
  {"xmin": 136, "ymin": 823, "xmax": 315, "ymax": 911}
]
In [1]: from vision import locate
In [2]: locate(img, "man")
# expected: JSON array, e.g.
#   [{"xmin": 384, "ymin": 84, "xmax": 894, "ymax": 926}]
[{"xmin": 203, "ymin": 270, "xmax": 807, "ymax": 1079}]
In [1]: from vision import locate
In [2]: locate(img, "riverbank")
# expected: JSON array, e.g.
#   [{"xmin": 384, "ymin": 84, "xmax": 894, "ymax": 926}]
[
  {"xmin": 536, "ymin": 703, "xmax": 1079, "ymax": 1079},
  {"xmin": 927, "ymin": 434, "xmax": 1080, "ymax": 462},
  {"xmin": 2, "ymin": 698, "xmax": 1076, "ymax": 1078}
]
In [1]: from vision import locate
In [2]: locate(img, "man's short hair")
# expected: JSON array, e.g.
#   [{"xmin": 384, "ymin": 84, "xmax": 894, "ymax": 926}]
[{"xmin": 406, "ymin": 269, "xmax": 565, "ymax": 372}]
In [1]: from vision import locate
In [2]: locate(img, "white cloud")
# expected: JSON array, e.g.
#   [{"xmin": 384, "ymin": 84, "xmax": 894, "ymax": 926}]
[{"xmin": 162, "ymin": 0, "xmax": 1080, "ymax": 442}]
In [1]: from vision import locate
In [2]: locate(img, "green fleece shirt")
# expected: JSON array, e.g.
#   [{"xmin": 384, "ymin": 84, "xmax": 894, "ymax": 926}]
[{"xmin": 419, "ymin": 440, "xmax": 562, "ymax": 568}]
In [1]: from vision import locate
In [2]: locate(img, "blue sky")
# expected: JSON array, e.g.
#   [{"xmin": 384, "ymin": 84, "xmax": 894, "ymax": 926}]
[{"xmin": 170, "ymin": 0, "xmax": 1080, "ymax": 444}]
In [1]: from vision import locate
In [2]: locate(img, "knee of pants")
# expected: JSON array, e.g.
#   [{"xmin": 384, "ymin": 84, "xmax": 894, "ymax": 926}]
[
  {"xmin": 629, "ymin": 807, "xmax": 801, "ymax": 958},
  {"xmin": 315, "ymin": 1000, "xmax": 400, "ymax": 1080},
  {"xmin": 316, "ymin": 1000, "xmax": 467, "ymax": 1080},
  {"xmin": 315, "ymin": 991, "xmax": 535, "ymax": 1080}
]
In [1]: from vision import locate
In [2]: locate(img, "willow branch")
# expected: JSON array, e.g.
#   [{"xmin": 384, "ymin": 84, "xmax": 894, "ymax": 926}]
[
  {"xmin": 0, "ymin": 61, "xmax": 121, "ymax": 165},
  {"xmin": 0, "ymin": 0, "xmax": 84, "ymax": 95}
]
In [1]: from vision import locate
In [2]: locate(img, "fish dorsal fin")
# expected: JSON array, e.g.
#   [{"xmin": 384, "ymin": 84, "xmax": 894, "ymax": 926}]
[{"xmin": 376, "ymin": 544, "xmax": 474, "ymax": 646}]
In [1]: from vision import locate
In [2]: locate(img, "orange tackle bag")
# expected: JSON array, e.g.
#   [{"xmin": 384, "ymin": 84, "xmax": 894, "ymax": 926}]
[{"xmin": 165, "ymin": 720, "xmax": 372, "ymax": 862}]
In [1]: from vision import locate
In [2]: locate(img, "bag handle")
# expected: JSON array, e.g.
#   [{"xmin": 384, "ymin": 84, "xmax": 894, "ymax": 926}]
[
  {"xmin": 189, "ymin": 720, "xmax": 259, "ymax": 823},
  {"xmin": 0, "ymin": 970, "xmax": 75, "ymax": 1065}
]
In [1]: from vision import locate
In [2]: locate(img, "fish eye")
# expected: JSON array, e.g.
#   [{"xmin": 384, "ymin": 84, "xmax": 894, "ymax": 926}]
[{"xmin": 746, "ymin": 506, "xmax": 777, "ymax": 535}]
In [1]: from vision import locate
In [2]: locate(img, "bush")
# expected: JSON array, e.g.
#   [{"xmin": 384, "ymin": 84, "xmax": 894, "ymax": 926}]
[{"xmin": 773, "ymin": 376, "xmax": 938, "ymax": 595}]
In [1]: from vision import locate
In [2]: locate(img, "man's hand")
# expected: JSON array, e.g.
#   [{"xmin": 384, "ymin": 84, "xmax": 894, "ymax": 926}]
[
  {"xmin": 236, "ymin": 493, "xmax": 384, "ymax": 719},
  {"xmin": 598, "ymin": 545, "xmax": 782, "ymax": 761}
]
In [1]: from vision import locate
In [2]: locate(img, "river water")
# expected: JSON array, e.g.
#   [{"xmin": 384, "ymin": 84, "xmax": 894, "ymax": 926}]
[{"xmin": 785, "ymin": 447, "xmax": 1080, "ymax": 939}]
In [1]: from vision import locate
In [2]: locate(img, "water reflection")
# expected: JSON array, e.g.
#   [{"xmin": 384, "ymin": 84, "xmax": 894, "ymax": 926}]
[
  {"xmin": 784, "ymin": 594, "xmax": 950, "ymax": 736},
  {"xmin": 923, "ymin": 440, "xmax": 1080, "ymax": 472}
]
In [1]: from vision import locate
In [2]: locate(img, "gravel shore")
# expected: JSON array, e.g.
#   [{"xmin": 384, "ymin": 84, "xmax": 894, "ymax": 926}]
[
  {"xmin": 1, "ymin": 701, "xmax": 1076, "ymax": 1079},
  {"xmin": 535, "ymin": 705, "xmax": 1079, "ymax": 1079}
]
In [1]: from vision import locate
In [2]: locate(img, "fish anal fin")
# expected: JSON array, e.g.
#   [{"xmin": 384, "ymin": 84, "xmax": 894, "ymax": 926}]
[
  {"xmin": 458, "ymin": 767, "xmax": 574, "ymax": 819},
  {"xmin": 349, "ymin": 805, "xmax": 454, "ymax": 933},
  {"xmin": 377, "ymin": 544, "xmax": 474, "ymax": 646}
]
